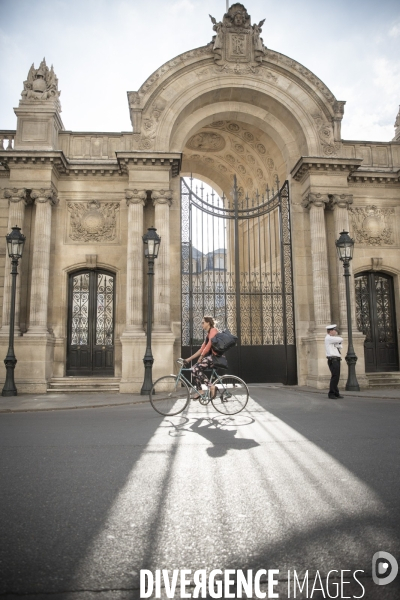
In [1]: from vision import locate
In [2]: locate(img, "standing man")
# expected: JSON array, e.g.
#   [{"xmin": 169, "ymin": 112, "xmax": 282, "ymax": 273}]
[{"xmin": 325, "ymin": 325, "xmax": 344, "ymax": 399}]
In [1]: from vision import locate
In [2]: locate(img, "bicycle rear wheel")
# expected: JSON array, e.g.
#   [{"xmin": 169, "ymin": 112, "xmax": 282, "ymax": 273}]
[
  {"xmin": 211, "ymin": 375, "xmax": 249, "ymax": 415},
  {"xmin": 150, "ymin": 375, "xmax": 190, "ymax": 416}
]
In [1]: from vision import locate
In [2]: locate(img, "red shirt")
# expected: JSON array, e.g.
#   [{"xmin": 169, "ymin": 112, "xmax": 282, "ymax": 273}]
[{"xmin": 200, "ymin": 327, "xmax": 219, "ymax": 356}]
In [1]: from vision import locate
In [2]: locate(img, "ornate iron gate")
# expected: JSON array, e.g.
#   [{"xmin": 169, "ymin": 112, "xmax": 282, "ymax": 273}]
[
  {"xmin": 355, "ymin": 272, "xmax": 399, "ymax": 372},
  {"xmin": 181, "ymin": 176, "xmax": 297, "ymax": 384}
]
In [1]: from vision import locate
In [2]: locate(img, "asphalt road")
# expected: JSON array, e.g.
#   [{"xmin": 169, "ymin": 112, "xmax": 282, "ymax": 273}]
[{"xmin": 0, "ymin": 386, "xmax": 399, "ymax": 599}]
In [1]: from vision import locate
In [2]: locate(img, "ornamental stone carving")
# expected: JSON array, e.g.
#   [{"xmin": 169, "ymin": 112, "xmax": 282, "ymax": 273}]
[
  {"xmin": 329, "ymin": 194, "xmax": 353, "ymax": 209},
  {"xmin": 301, "ymin": 193, "xmax": 329, "ymax": 209},
  {"xmin": 350, "ymin": 205, "xmax": 395, "ymax": 246},
  {"xmin": 209, "ymin": 3, "xmax": 266, "ymax": 67},
  {"xmin": 125, "ymin": 189, "xmax": 147, "ymax": 206},
  {"xmin": 3, "ymin": 188, "xmax": 27, "ymax": 204},
  {"xmin": 67, "ymin": 200, "xmax": 119, "ymax": 242},
  {"xmin": 311, "ymin": 112, "xmax": 340, "ymax": 157},
  {"xmin": 394, "ymin": 105, "xmax": 400, "ymax": 142},
  {"xmin": 31, "ymin": 188, "xmax": 58, "ymax": 205},
  {"xmin": 186, "ymin": 132, "xmax": 226, "ymax": 152},
  {"xmin": 152, "ymin": 190, "xmax": 173, "ymax": 206},
  {"xmin": 21, "ymin": 58, "xmax": 61, "ymax": 107},
  {"xmin": 138, "ymin": 96, "xmax": 167, "ymax": 149}
]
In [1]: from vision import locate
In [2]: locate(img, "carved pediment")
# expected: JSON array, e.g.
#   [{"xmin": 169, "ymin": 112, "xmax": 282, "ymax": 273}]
[{"xmin": 210, "ymin": 3, "xmax": 266, "ymax": 67}]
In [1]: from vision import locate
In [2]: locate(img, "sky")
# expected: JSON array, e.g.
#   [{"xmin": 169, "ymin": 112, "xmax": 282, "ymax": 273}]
[{"xmin": 0, "ymin": 0, "xmax": 399, "ymax": 141}]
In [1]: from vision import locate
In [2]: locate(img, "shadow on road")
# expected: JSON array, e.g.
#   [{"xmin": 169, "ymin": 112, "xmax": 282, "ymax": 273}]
[{"xmin": 188, "ymin": 416, "xmax": 260, "ymax": 457}]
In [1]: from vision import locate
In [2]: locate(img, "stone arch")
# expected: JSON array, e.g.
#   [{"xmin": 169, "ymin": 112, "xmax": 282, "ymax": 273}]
[{"xmin": 131, "ymin": 38, "xmax": 343, "ymax": 173}]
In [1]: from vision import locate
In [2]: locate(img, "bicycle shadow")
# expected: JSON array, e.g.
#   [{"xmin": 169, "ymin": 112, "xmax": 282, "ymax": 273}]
[{"xmin": 188, "ymin": 416, "xmax": 260, "ymax": 457}]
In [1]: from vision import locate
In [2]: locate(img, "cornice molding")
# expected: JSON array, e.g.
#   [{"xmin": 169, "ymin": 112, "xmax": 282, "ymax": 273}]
[
  {"xmin": 0, "ymin": 148, "xmax": 181, "ymax": 178},
  {"xmin": 116, "ymin": 152, "xmax": 182, "ymax": 177},
  {"xmin": 291, "ymin": 156, "xmax": 363, "ymax": 182},
  {"xmin": 348, "ymin": 169, "xmax": 400, "ymax": 186}
]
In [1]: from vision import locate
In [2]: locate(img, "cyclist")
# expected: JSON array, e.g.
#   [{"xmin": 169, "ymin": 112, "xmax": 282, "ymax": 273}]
[{"xmin": 185, "ymin": 315, "xmax": 218, "ymax": 399}]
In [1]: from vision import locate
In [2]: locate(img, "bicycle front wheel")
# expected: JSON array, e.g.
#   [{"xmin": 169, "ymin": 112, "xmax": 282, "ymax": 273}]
[
  {"xmin": 150, "ymin": 375, "xmax": 190, "ymax": 416},
  {"xmin": 211, "ymin": 375, "xmax": 249, "ymax": 415}
]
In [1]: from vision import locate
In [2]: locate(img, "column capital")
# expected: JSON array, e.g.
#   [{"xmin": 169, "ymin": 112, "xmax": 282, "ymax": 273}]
[
  {"xmin": 31, "ymin": 188, "xmax": 58, "ymax": 206},
  {"xmin": 152, "ymin": 189, "xmax": 173, "ymax": 207},
  {"xmin": 301, "ymin": 192, "xmax": 329, "ymax": 210},
  {"xmin": 328, "ymin": 193, "xmax": 353, "ymax": 210},
  {"xmin": 125, "ymin": 189, "xmax": 146, "ymax": 206},
  {"xmin": 3, "ymin": 188, "xmax": 28, "ymax": 204}
]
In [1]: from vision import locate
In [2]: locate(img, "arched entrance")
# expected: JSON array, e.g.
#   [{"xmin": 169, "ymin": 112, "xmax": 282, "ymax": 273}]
[
  {"xmin": 123, "ymin": 2, "xmax": 351, "ymax": 388},
  {"xmin": 66, "ymin": 270, "xmax": 115, "ymax": 376},
  {"xmin": 355, "ymin": 272, "xmax": 399, "ymax": 372}
]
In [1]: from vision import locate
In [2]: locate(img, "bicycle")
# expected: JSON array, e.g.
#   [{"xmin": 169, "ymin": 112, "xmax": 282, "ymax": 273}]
[{"xmin": 149, "ymin": 358, "xmax": 249, "ymax": 417}]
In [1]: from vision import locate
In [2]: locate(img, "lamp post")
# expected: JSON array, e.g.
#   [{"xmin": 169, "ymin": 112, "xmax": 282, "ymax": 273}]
[
  {"xmin": 141, "ymin": 226, "xmax": 161, "ymax": 395},
  {"xmin": 2, "ymin": 226, "xmax": 26, "ymax": 397},
  {"xmin": 335, "ymin": 230, "xmax": 360, "ymax": 391}
]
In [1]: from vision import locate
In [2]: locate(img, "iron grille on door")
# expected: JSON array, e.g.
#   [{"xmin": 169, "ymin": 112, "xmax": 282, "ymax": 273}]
[
  {"xmin": 67, "ymin": 270, "xmax": 115, "ymax": 376},
  {"xmin": 181, "ymin": 177, "xmax": 297, "ymax": 384},
  {"xmin": 355, "ymin": 272, "xmax": 399, "ymax": 372}
]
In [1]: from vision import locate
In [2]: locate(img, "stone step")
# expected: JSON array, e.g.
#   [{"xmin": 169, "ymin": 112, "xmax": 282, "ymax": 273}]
[
  {"xmin": 47, "ymin": 377, "xmax": 120, "ymax": 393},
  {"xmin": 366, "ymin": 372, "xmax": 400, "ymax": 388}
]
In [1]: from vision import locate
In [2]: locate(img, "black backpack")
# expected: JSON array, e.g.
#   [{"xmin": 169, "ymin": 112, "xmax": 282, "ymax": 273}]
[{"xmin": 211, "ymin": 329, "xmax": 237, "ymax": 355}]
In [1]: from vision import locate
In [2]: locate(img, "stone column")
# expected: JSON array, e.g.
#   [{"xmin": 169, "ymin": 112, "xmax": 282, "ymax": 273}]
[
  {"xmin": 330, "ymin": 194, "xmax": 356, "ymax": 329},
  {"xmin": 152, "ymin": 189, "xmax": 173, "ymax": 331},
  {"xmin": 27, "ymin": 188, "xmax": 58, "ymax": 334},
  {"xmin": 125, "ymin": 189, "xmax": 146, "ymax": 331},
  {"xmin": 1, "ymin": 188, "xmax": 28, "ymax": 333},
  {"xmin": 301, "ymin": 193, "xmax": 331, "ymax": 329}
]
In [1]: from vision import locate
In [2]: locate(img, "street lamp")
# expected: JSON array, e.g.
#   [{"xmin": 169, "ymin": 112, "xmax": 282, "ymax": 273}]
[
  {"xmin": 2, "ymin": 226, "xmax": 26, "ymax": 396},
  {"xmin": 335, "ymin": 230, "xmax": 360, "ymax": 391},
  {"xmin": 141, "ymin": 226, "xmax": 161, "ymax": 395}
]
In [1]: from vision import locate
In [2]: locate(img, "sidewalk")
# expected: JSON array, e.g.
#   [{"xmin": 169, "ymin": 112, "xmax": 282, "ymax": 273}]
[{"xmin": 0, "ymin": 384, "xmax": 399, "ymax": 412}]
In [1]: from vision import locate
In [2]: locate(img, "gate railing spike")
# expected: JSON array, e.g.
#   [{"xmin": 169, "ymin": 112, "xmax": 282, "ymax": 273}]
[
  {"xmin": 266, "ymin": 184, "xmax": 270, "ymax": 200},
  {"xmin": 275, "ymin": 174, "xmax": 280, "ymax": 190}
]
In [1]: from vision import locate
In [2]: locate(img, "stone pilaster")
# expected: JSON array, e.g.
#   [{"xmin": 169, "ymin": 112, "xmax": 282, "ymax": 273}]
[
  {"xmin": 27, "ymin": 188, "xmax": 58, "ymax": 334},
  {"xmin": 152, "ymin": 189, "xmax": 173, "ymax": 331},
  {"xmin": 125, "ymin": 189, "xmax": 146, "ymax": 331},
  {"xmin": 1, "ymin": 188, "xmax": 28, "ymax": 333},
  {"xmin": 301, "ymin": 193, "xmax": 331, "ymax": 329},
  {"xmin": 329, "ymin": 194, "xmax": 356, "ymax": 330}
]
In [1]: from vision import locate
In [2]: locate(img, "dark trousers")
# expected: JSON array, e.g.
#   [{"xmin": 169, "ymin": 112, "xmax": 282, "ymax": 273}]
[{"xmin": 327, "ymin": 358, "xmax": 341, "ymax": 395}]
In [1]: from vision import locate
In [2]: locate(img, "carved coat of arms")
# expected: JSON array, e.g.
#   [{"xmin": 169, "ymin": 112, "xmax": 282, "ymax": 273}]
[
  {"xmin": 350, "ymin": 205, "xmax": 395, "ymax": 246},
  {"xmin": 67, "ymin": 200, "xmax": 119, "ymax": 243},
  {"xmin": 210, "ymin": 3, "xmax": 266, "ymax": 68}
]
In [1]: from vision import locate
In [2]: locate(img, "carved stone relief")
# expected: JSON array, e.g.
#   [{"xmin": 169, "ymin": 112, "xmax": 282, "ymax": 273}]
[
  {"xmin": 67, "ymin": 200, "xmax": 120, "ymax": 243},
  {"xmin": 209, "ymin": 3, "xmax": 266, "ymax": 67},
  {"xmin": 350, "ymin": 205, "xmax": 395, "ymax": 246},
  {"xmin": 311, "ymin": 112, "xmax": 340, "ymax": 157},
  {"xmin": 21, "ymin": 58, "xmax": 60, "ymax": 107},
  {"xmin": 138, "ymin": 96, "xmax": 167, "ymax": 150},
  {"xmin": 186, "ymin": 132, "xmax": 226, "ymax": 152}
]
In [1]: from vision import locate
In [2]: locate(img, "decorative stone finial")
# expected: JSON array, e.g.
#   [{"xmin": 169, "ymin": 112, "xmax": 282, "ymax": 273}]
[
  {"xmin": 209, "ymin": 3, "xmax": 266, "ymax": 68},
  {"xmin": 21, "ymin": 58, "xmax": 61, "ymax": 109},
  {"xmin": 394, "ymin": 105, "xmax": 400, "ymax": 142}
]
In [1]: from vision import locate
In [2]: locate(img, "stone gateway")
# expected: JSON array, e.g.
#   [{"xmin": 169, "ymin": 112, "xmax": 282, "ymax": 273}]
[{"xmin": 0, "ymin": 3, "xmax": 399, "ymax": 393}]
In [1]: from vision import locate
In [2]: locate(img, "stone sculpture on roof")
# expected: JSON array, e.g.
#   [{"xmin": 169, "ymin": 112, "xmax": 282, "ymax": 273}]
[
  {"xmin": 21, "ymin": 58, "xmax": 61, "ymax": 105},
  {"xmin": 209, "ymin": 3, "xmax": 266, "ymax": 67}
]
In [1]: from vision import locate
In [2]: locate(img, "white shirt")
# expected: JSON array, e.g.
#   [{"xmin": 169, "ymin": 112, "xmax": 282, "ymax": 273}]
[{"xmin": 325, "ymin": 334, "xmax": 343, "ymax": 358}]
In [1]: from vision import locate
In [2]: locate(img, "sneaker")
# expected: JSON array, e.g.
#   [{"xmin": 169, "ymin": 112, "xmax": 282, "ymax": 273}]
[{"xmin": 328, "ymin": 393, "xmax": 337, "ymax": 399}]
